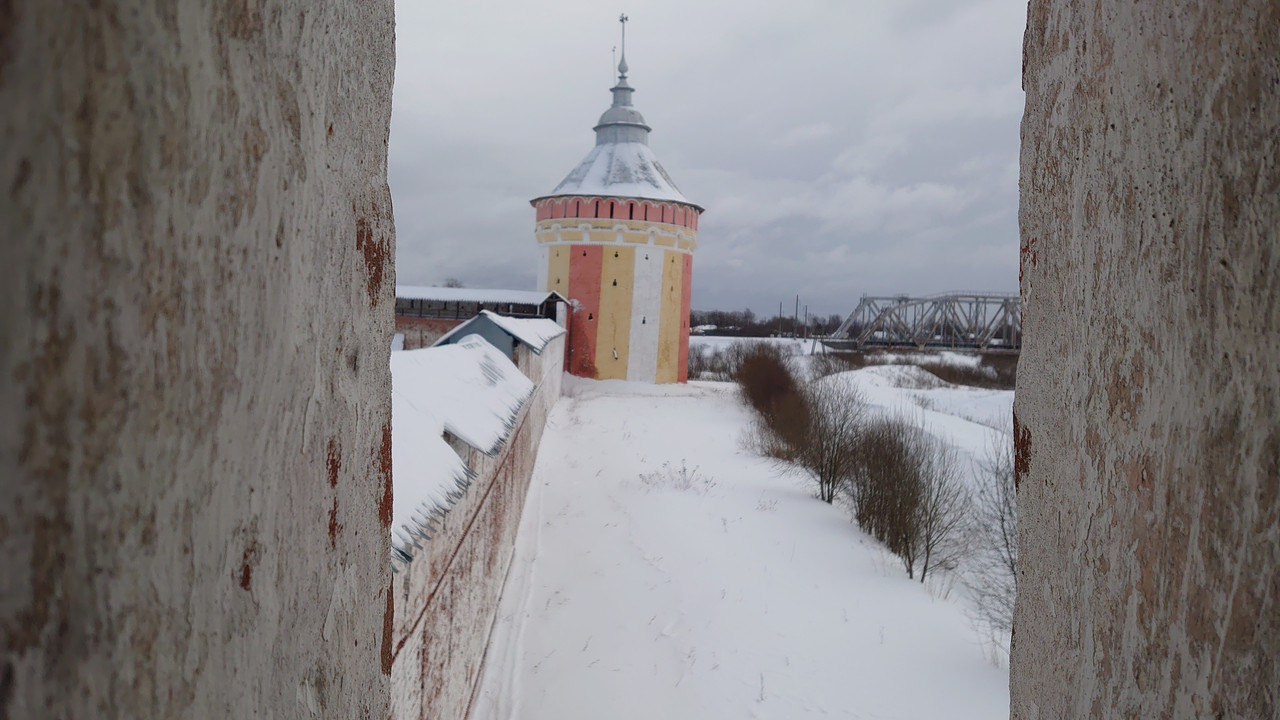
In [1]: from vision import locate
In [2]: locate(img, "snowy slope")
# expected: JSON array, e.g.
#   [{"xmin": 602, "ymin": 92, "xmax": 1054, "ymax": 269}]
[{"xmin": 471, "ymin": 374, "xmax": 1010, "ymax": 719}]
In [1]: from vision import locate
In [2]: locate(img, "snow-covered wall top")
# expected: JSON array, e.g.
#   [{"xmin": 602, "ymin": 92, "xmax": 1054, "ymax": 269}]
[
  {"xmin": 476, "ymin": 311, "xmax": 565, "ymax": 353},
  {"xmin": 396, "ymin": 286, "xmax": 564, "ymax": 305},
  {"xmin": 548, "ymin": 141, "xmax": 691, "ymax": 205},
  {"xmin": 390, "ymin": 335, "xmax": 534, "ymax": 560}
]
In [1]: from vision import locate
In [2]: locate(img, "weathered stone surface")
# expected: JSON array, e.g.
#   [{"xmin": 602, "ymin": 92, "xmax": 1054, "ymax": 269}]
[
  {"xmin": 0, "ymin": 1, "xmax": 396, "ymax": 717},
  {"xmin": 1014, "ymin": 1, "xmax": 1279, "ymax": 717}
]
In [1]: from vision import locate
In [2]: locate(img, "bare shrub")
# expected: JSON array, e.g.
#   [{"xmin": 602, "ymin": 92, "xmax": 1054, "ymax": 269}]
[
  {"xmin": 687, "ymin": 344, "xmax": 712, "ymax": 380},
  {"xmin": 734, "ymin": 342, "xmax": 803, "ymax": 423},
  {"xmin": 965, "ymin": 435, "xmax": 1018, "ymax": 638},
  {"xmin": 791, "ymin": 382, "xmax": 867, "ymax": 503},
  {"xmin": 912, "ymin": 439, "xmax": 971, "ymax": 583},
  {"xmin": 746, "ymin": 378, "xmax": 867, "ymax": 504},
  {"xmin": 849, "ymin": 418, "xmax": 971, "ymax": 582},
  {"xmin": 917, "ymin": 363, "xmax": 999, "ymax": 389},
  {"xmin": 689, "ymin": 341, "xmax": 776, "ymax": 381},
  {"xmin": 807, "ymin": 352, "xmax": 866, "ymax": 380},
  {"xmin": 849, "ymin": 418, "xmax": 921, "ymax": 565},
  {"xmin": 639, "ymin": 460, "xmax": 715, "ymax": 495}
]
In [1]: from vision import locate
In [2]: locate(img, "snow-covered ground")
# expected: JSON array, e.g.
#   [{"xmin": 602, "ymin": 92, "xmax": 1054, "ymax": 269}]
[{"xmin": 472, "ymin": 370, "xmax": 1011, "ymax": 719}]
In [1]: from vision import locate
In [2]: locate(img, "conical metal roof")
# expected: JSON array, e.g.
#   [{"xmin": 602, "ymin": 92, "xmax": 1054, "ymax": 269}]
[{"xmin": 542, "ymin": 53, "xmax": 696, "ymax": 207}]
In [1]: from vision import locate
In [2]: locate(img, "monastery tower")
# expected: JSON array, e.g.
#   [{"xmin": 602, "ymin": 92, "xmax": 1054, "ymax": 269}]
[{"xmin": 532, "ymin": 18, "xmax": 702, "ymax": 383}]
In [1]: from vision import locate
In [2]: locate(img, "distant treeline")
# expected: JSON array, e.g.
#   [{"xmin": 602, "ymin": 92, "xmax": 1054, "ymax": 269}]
[{"xmin": 689, "ymin": 309, "xmax": 846, "ymax": 338}]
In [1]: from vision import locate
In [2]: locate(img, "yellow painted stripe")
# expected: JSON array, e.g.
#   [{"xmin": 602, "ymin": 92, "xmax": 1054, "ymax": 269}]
[
  {"xmin": 656, "ymin": 249, "xmax": 684, "ymax": 383},
  {"xmin": 546, "ymin": 244, "xmax": 571, "ymax": 295},
  {"xmin": 595, "ymin": 245, "xmax": 635, "ymax": 380}
]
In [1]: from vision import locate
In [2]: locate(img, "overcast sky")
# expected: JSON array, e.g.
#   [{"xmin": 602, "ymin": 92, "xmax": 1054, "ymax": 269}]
[{"xmin": 389, "ymin": 0, "xmax": 1027, "ymax": 318}]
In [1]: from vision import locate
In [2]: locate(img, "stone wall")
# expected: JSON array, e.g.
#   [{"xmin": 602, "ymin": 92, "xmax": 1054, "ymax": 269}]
[
  {"xmin": 0, "ymin": 1, "xmax": 396, "ymax": 718},
  {"xmin": 1013, "ymin": 1, "xmax": 1279, "ymax": 717},
  {"xmin": 391, "ymin": 336, "xmax": 564, "ymax": 720},
  {"xmin": 396, "ymin": 317, "xmax": 465, "ymax": 350}
]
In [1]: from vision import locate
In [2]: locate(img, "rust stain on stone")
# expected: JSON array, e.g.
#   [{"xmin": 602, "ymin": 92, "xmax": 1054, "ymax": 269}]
[
  {"xmin": 326, "ymin": 437, "xmax": 341, "ymax": 488},
  {"xmin": 354, "ymin": 202, "xmax": 388, "ymax": 307},
  {"xmin": 381, "ymin": 579, "xmax": 395, "ymax": 676},
  {"xmin": 1019, "ymin": 236, "xmax": 1039, "ymax": 286},
  {"xmin": 328, "ymin": 497, "xmax": 342, "ymax": 550},
  {"xmin": 378, "ymin": 420, "xmax": 394, "ymax": 529},
  {"xmin": 238, "ymin": 540, "xmax": 260, "ymax": 591},
  {"xmin": 1013, "ymin": 408, "xmax": 1031, "ymax": 491}
]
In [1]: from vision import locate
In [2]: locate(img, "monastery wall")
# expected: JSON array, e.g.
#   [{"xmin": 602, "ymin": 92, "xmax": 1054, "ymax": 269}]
[
  {"xmin": 0, "ymin": 1, "xmax": 397, "ymax": 717},
  {"xmin": 1013, "ymin": 1, "xmax": 1279, "ymax": 717},
  {"xmin": 390, "ymin": 336, "xmax": 564, "ymax": 720},
  {"xmin": 396, "ymin": 317, "xmax": 464, "ymax": 350}
]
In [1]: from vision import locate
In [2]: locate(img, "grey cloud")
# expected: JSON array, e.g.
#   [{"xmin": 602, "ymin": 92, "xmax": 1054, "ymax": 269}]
[{"xmin": 390, "ymin": 0, "xmax": 1025, "ymax": 317}]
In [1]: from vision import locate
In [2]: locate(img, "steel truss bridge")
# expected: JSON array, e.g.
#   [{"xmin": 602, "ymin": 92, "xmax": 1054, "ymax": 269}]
[{"xmin": 823, "ymin": 292, "xmax": 1021, "ymax": 353}]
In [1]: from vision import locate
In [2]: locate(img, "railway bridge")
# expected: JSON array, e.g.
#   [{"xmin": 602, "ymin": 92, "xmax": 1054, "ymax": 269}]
[{"xmin": 823, "ymin": 292, "xmax": 1021, "ymax": 353}]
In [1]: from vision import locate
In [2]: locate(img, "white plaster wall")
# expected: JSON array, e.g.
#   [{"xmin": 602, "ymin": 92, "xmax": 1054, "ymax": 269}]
[
  {"xmin": 1013, "ymin": 1, "xmax": 1279, "ymax": 717},
  {"xmin": 627, "ymin": 248, "xmax": 664, "ymax": 383},
  {"xmin": 0, "ymin": 1, "xmax": 397, "ymax": 717}
]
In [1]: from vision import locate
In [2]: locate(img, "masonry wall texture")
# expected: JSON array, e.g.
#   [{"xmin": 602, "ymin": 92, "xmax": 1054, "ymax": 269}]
[
  {"xmin": 391, "ymin": 336, "xmax": 564, "ymax": 720},
  {"xmin": 1013, "ymin": 1, "xmax": 1278, "ymax": 718},
  {"xmin": 0, "ymin": 1, "xmax": 396, "ymax": 717}
]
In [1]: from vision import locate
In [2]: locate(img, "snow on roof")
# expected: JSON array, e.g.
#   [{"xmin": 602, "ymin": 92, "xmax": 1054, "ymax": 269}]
[
  {"xmin": 477, "ymin": 311, "xmax": 565, "ymax": 353},
  {"xmin": 432, "ymin": 310, "xmax": 565, "ymax": 352},
  {"xmin": 545, "ymin": 141, "xmax": 695, "ymax": 206},
  {"xmin": 390, "ymin": 334, "xmax": 535, "ymax": 563},
  {"xmin": 395, "ymin": 286, "xmax": 565, "ymax": 305}
]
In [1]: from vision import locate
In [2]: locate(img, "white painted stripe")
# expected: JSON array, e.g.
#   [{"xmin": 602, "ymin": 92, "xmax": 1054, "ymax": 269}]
[{"xmin": 626, "ymin": 247, "xmax": 664, "ymax": 382}]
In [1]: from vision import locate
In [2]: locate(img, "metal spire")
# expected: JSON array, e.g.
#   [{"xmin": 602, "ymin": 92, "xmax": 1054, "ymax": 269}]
[{"xmin": 618, "ymin": 14, "xmax": 629, "ymax": 80}]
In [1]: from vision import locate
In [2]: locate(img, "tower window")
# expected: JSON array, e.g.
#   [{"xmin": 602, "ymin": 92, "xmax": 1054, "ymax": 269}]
[
  {"xmin": 612, "ymin": 279, "xmax": 617, "ymax": 286},
  {"xmin": 588, "ymin": 313, "xmax": 593, "ymax": 320}
]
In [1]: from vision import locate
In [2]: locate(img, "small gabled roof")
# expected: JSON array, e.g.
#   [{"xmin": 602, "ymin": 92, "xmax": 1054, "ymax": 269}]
[
  {"xmin": 476, "ymin": 311, "xmax": 565, "ymax": 353},
  {"xmin": 435, "ymin": 311, "xmax": 566, "ymax": 355}
]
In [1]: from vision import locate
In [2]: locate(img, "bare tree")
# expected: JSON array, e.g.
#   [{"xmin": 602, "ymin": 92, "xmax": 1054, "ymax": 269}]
[
  {"xmin": 912, "ymin": 438, "xmax": 971, "ymax": 583},
  {"xmin": 744, "ymin": 374, "xmax": 867, "ymax": 504},
  {"xmin": 791, "ymin": 381, "xmax": 868, "ymax": 503},
  {"xmin": 849, "ymin": 418, "xmax": 922, "ymax": 569},
  {"xmin": 966, "ymin": 435, "xmax": 1018, "ymax": 634},
  {"xmin": 848, "ymin": 418, "xmax": 971, "ymax": 582}
]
